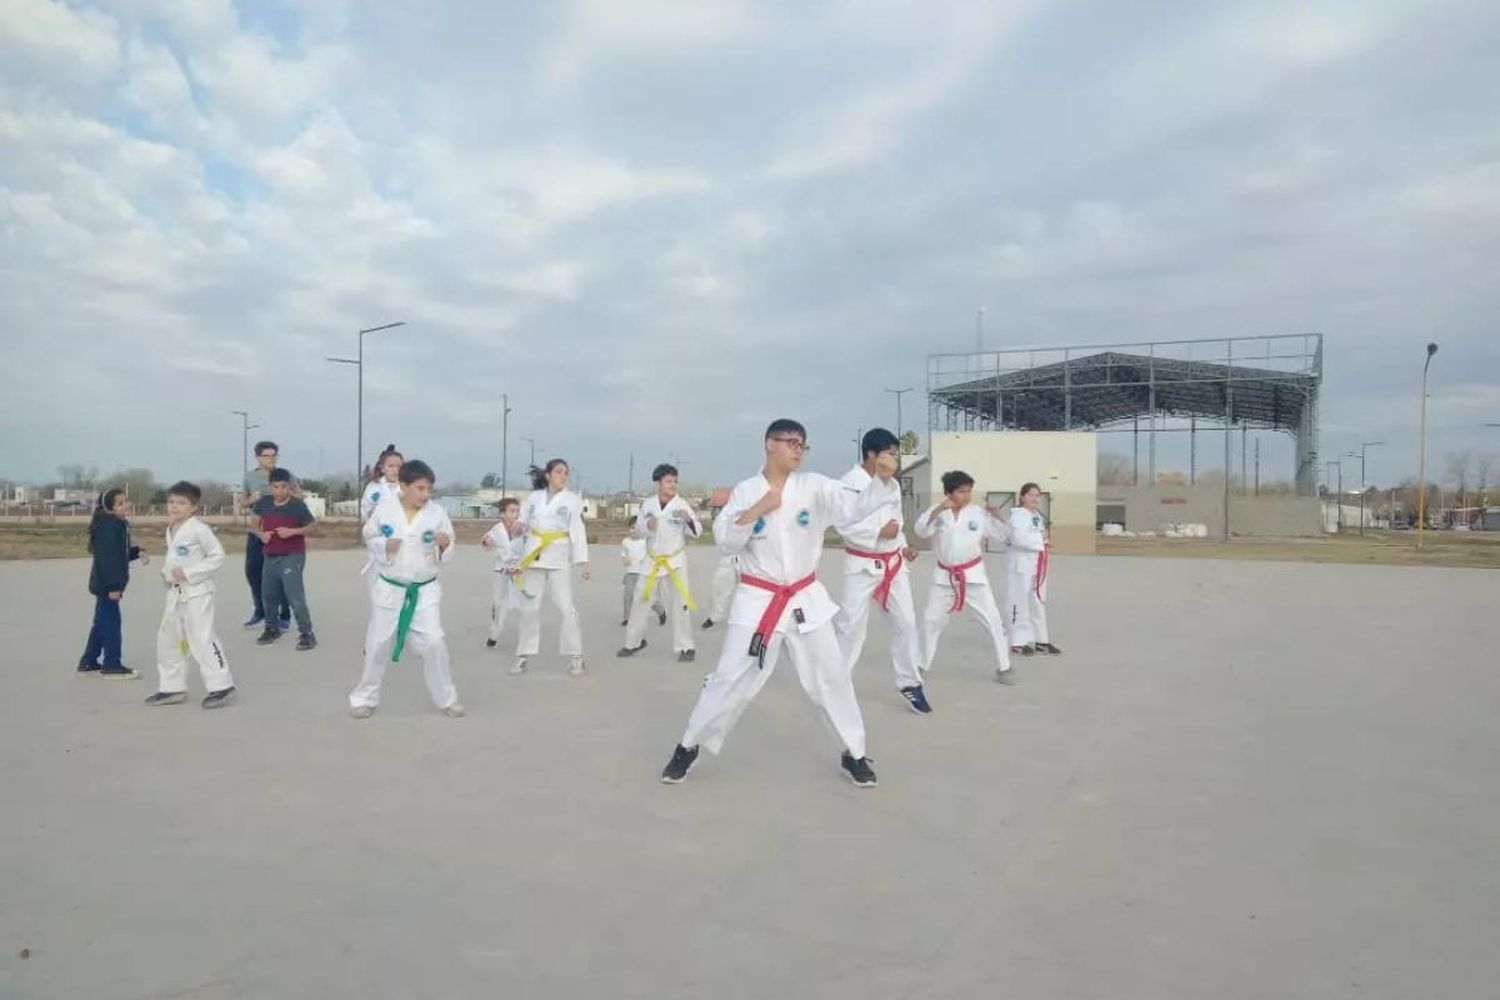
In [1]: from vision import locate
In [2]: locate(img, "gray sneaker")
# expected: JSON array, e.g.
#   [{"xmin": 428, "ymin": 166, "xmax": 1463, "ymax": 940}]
[
  {"xmin": 509, "ymin": 657, "xmax": 528, "ymax": 675},
  {"xmin": 145, "ymin": 691, "xmax": 187, "ymax": 706},
  {"xmin": 350, "ymin": 705, "xmax": 375, "ymax": 719}
]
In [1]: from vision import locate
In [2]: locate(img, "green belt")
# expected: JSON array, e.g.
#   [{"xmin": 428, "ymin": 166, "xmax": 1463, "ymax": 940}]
[{"xmin": 381, "ymin": 575, "xmax": 436, "ymax": 662}]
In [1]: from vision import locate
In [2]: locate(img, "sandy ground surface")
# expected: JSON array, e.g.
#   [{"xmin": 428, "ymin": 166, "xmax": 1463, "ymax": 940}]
[{"xmin": 2, "ymin": 547, "xmax": 1498, "ymax": 1000}]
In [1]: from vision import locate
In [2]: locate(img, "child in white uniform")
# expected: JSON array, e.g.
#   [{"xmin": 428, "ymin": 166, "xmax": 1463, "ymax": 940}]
[
  {"xmin": 145, "ymin": 481, "xmax": 236, "ymax": 709},
  {"xmin": 513, "ymin": 459, "xmax": 591, "ymax": 676},
  {"xmin": 1005, "ymin": 481, "xmax": 1060, "ymax": 656},
  {"xmin": 913, "ymin": 470, "xmax": 1015, "ymax": 685},
  {"xmin": 349, "ymin": 460, "xmax": 464, "ymax": 718},
  {"xmin": 482, "ymin": 497, "xmax": 525, "ymax": 648},
  {"xmin": 619, "ymin": 463, "xmax": 702, "ymax": 662},
  {"xmin": 620, "ymin": 534, "xmax": 666, "ymax": 627}
]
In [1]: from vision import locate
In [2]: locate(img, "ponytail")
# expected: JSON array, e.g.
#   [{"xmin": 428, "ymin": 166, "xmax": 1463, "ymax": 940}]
[
  {"xmin": 87, "ymin": 489, "xmax": 124, "ymax": 553},
  {"xmin": 530, "ymin": 458, "xmax": 568, "ymax": 491},
  {"xmin": 372, "ymin": 443, "xmax": 402, "ymax": 482}
]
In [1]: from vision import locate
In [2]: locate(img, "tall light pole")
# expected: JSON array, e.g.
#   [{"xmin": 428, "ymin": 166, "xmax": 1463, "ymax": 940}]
[
  {"xmin": 521, "ymin": 436, "xmax": 537, "ymax": 472},
  {"xmin": 500, "ymin": 393, "xmax": 512, "ymax": 497},
  {"xmin": 326, "ymin": 321, "xmax": 405, "ymax": 487},
  {"xmin": 1417, "ymin": 342, "xmax": 1438, "ymax": 548},
  {"xmin": 975, "ymin": 306, "xmax": 986, "ymax": 354},
  {"xmin": 1348, "ymin": 441, "xmax": 1385, "ymax": 535},
  {"xmin": 232, "ymin": 410, "xmax": 259, "ymax": 518},
  {"xmin": 1326, "ymin": 458, "xmax": 1343, "ymax": 532},
  {"xmin": 884, "ymin": 386, "xmax": 913, "ymax": 446}
]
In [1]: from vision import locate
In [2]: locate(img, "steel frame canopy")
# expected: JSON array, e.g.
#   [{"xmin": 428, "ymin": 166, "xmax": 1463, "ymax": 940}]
[{"xmin": 927, "ymin": 334, "xmax": 1323, "ymax": 496}]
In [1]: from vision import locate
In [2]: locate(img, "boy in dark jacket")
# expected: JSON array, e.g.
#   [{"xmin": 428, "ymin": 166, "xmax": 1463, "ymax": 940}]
[{"xmin": 80, "ymin": 488, "xmax": 147, "ymax": 678}]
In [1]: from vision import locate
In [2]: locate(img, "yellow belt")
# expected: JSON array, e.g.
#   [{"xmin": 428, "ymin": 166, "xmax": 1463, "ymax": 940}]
[
  {"xmin": 514, "ymin": 530, "xmax": 569, "ymax": 587},
  {"xmin": 641, "ymin": 549, "xmax": 695, "ymax": 611}
]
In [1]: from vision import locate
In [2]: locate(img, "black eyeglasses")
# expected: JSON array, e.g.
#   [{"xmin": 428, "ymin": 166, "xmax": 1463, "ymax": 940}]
[{"xmin": 770, "ymin": 437, "xmax": 809, "ymax": 452}]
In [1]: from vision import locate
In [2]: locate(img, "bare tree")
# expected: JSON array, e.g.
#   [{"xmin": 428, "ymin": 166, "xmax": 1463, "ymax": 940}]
[
  {"xmin": 1477, "ymin": 453, "xmax": 1497, "ymax": 506},
  {"xmin": 1444, "ymin": 450, "xmax": 1474, "ymax": 506}
]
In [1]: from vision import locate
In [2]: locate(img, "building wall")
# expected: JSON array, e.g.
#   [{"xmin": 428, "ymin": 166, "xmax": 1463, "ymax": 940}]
[
  {"xmin": 920, "ymin": 431, "xmax": 1098, "ymax": 554},
  {"xmin": 1097, "ymin": 485, "xmax": 1322, "ymax": 537}
]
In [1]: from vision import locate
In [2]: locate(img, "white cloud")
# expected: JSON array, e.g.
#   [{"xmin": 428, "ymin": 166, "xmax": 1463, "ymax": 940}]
[
  {"xmin": 540, "ymin": 0, "xmax": 765, "ymax": 88},
  {"xmin": 0, "ymin": 0, "xmax": 121, "ymax": 87}
]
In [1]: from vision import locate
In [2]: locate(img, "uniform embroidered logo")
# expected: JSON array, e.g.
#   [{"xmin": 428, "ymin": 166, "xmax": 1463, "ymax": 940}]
[
  {"xmin": 371, "ymin": 490, "xmax": 381, "ymax": 503},
  {"xmin": 752, "ymin": 517, "xmax": 767, "ymax": 535},
  {"xmin": 381, "ymin": 524, "xmax": 395, "ymax": 537},
  {"xmin": 1032, "ymin": 515, "xmax": 1041, "ymax": 527},
  {"xmin": 175, "ymin": 545, "xmax": 189, "ymax": 556},
  {"xmin": 421, "ymin": 530, "xmax": 435, "ymax": 544},
  {"xmin": 558, "ymin": 506, "xmax": 569, "ymax": 517},
  {"xmin": 796, "ymin": 509, "xmax": 811, "ymax": 527},
  {"xmin": 967, "ymin": 520, "xmax": 980, "ymax": 531}
]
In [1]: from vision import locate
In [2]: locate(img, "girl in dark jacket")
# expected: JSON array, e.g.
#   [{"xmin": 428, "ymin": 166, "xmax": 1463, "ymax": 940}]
[{"xmin": 79, "ymin": 489, "xmax": 147, "ymax": 678}]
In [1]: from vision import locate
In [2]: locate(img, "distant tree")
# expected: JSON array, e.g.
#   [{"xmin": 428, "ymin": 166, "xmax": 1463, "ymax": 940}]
[
  {"xmin": 99, "ymin": 468, "xmax": 158, "ymax": 505},
  {"xmin": 480, "ymin": 473, "xmax": 500, "ymax": 489},
  {"xmin": 899, "ymin": 430, "xmax": 919, "ymax": 455},
  {"xmin": 299, "ymin": 478, "xmax": 328, "ymax": 497},
  {"xmin": 198, "ymin": 480, "xmax": 235, "ymax": 512},
  {"xmin": 1477, "ymin": 453, "xmax": 1496, "ymax": 506}
]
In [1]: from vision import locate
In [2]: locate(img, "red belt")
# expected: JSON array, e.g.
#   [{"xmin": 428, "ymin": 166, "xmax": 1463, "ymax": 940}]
[
  {"xmin": 938, "ymin": 556, "xmax": 983, "ymax": 612},
  {"xmin": 1035, "ymin": 545, "xmax": 1049, "ymax": 599},
  {"xmin": 843, "ymin": 547, "xmax": 903, "ymax": 611},
  {"xmin": 740, "ymin": 571, "xmax": 817, "ymax": 668}
]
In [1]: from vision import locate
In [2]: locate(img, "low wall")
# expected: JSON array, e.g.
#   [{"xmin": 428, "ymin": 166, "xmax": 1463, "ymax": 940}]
[{"xmin": 1098, "ymin": 486, "xmax": 1322, "ymax": 537}]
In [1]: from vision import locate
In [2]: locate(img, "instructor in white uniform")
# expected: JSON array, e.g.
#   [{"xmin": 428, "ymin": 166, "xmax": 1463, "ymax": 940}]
[{"xmin": 659, "ymin": 418, "xmax": 900, "ymax": 789}]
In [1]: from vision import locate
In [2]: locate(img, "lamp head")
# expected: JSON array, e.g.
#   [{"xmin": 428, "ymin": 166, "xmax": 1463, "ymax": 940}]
[{"xmin": 1426, "ymin": 342, "xmax": 1438, "ymax": 357}]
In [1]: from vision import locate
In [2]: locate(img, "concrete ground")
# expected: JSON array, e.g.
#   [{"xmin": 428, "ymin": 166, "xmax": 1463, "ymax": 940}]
[{"xmin": 1, "ymin": 547, "xmax": 1497, "ymax": 1000}]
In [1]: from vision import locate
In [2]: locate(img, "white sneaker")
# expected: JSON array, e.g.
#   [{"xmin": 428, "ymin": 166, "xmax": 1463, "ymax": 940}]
[
  {"xmin": 350, "ymin": 705, "xmax": 375, "ymax": 719},
  {"xmin": 568, "ymin": 656, "xmax": 586, "ymax": 676},
  {"xmin": 443, "ymin": 703, "xmax": 466, "ymax": 718},
  {"xmin": 509, "ymin": 657, "xmax": 528, "ymax": 675}
]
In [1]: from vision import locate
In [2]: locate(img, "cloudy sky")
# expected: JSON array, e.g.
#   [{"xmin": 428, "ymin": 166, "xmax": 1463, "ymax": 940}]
[{"xmin": 2, "ymin": 0, "xmax": 1497, "ymax": 492}]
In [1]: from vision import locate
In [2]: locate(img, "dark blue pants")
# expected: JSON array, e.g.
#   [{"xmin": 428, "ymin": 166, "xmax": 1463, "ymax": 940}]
[
  {"xmin": 80, "ymin": 594, "xmax": 123, "ymax": 669},
  {"xmin": 245, "ymin": 533, "xmax": 290, "ymax": 620}
]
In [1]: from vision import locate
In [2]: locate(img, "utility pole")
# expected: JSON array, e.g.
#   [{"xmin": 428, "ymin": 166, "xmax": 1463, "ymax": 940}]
[
  {"xmin": 1417, "ymin": 343, "xmax": 1438, "ymax": 547},
  {"xmin": 326, "ymin": 321, "xmax": 405, "ymax": 485},
  {"xmin": 853, "ymin": 428, "xmax": 863, "ymax": 462},
  {"xmin": 1253, "ymin": 438, "xmax": 1260, "ymax": 496},
  {"xmin": 500, "ymin": 393, "xmax": 512, "ymax": 498},
  {"xmin": 884, "ymin": 387, "xmax": 913, "ymax": 444},
  {"xmin": 521, "ymin": 436, "xmax": 537, "ymax": 472},
  {"xmin": 231, "ymin": 410, "xmax": 259, "ymax": 519},
  {"xmin": 628, "ymin": 451, "xmax": 635, "ymax": 497},
  {"xmin": 975, "ymin": 306, "xmax": 986, "ymax": 354}
]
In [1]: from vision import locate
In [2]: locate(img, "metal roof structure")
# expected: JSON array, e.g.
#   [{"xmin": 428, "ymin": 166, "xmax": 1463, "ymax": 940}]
[{"xmin": 928, "ymin": 334, "xmax": 1323, "ymax": 495}]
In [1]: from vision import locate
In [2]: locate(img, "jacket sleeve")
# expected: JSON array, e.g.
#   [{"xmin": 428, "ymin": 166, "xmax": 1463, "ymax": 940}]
[
  {"xmin": 819, "ymin": 473, "xmax": 900, "ymax": 533},
  {"xmin": 364, "ymin": 506, "xmax": 396, "ymax": 565},
  {"xmin": 678, "ymin": 499, "xmax": 702, "ymax": 537},
  {"xmin": 713, "ymin": 484, "xmax": 756, "ymax": 555},
  {"xmin": 184, "ymin": 525, "xmax": 226, "ymax": 585},
  {"xmin": 913, "ymin": 504, "xmax": 941, "ymax": 540},
  {"xmin": 569, "ymin": 501, "xmax": 589, "ymax": 564},
  {"xmin": 437, "ymin": 510, "xmax": 458, "ymax": 564},
  {"xmin": 983, "ymin": 511, "xmax": 1011, "ymax": 545}
]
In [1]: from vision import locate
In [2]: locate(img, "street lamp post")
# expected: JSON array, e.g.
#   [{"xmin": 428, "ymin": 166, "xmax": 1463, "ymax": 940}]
[
  {"xmin": 1348, "ymin": 441, "xmax": 1385, "ymax": 535},
  {"xmin": 1417, "ymin": 343, "xmax": 1438, "ymax": 548},
  {"xmin": 521, "ymin": 437, "xmax": 537, "ymax": 472},
  {"xmin": 500, "ymin": 393, "xmax": 512, "ymax": 497},
  {"xmin": 232, "ymin": 410, "xmax": 259, "ymax": 519},
  {"xmin": 1326, "ymin": 458, "xmax": 1343, "ymax": 532},
  {"xmin": 884, "ymin": 387, "xmax": 913, "ymax": 446},
  {"xmin": 326, "ymin": 321, "xmax": 405, "ymax": 489}
]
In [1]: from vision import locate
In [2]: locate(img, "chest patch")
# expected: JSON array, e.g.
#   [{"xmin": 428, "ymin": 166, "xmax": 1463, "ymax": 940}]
[
  {"xmin": 752, "ymin": 517, "xmax": 766, "ymax": 535},
  {"xmin": 381, "ymin": 524, "xmax": 395, "ymax": 538},
  {"xmin": 1032, "ymin": 515, "xmax": 1041, "ymax": 528},
  {"xmin": 422, "ymin": 530, "xmax": 435, "ymax": 544},
  {"xmin": 796, "ymin": 508, "xmax": 811, "ymax": 527},
  {"xmin": 175, "ymin": 545, "xmax": 189, "ymax": 557},
  {"xmin": 557, "ymin": 506, "xmax": 569, "ymax": 518},
  {"xmin": 967, "ymin": 519, "xmax": 980, "ymax": 532},
  {"xmin": 370, "ymin": 490, "xmax": 381, "ymax": 503}
]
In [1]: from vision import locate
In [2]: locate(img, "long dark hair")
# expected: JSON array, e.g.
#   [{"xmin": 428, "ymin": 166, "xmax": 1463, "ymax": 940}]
[
  {"xmin": 372, "ymin": 443, "xmax": 402, "ymax": 482},
  {"xmin": 87, "ymin": 489, "xmax": 125, "ymax": 553},
  {"xmin": 529, "ymin": 458, "xmax": 568, "ymax": 491}
]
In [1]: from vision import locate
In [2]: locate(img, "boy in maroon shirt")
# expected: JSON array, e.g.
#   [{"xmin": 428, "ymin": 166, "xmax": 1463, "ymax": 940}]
[{"xmin": 251, "ymin": 468, "xmax": 318, "ymax": 649}]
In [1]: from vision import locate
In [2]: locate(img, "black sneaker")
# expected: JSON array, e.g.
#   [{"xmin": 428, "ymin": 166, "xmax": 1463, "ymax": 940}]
[
  {"xmin": 256, "ymin": 628, "xmax": 283, "ymax": 645},
  {"xmin": 77, "ymin": 662, "xmax": 101, "ymax": 674},
  {"xmin": 1035, "ymin": 642, "xmax": 1062, "ymax": 655},
  {"xmin": 202, "ymin": 687, "xmax": 236, "ymax": 709},
  {"xmin": 677, "ymin": 649, "xmax": 696, "ymax": 663},
  {"xmin": 898, "ymin": 685, "xmax": 932, "ymax": 714},
  {"xmin": 485, "ymin": 638, "xmax": 497, "ymax": 648},
  {"xmin": 99, "ymin": 666, "xmax": 140, "ymax": 679},
  {"xmin": 656, "ymin": 609, "xmax": 667, "ymax": 626},
  {"xmin": 619, "ymin": 619, "xmax": 629, "ymax": 627},
  {"xmin": 995, "ymin": 667, "xmax": 1017, "ymax": 685},
  {"xmin": 1020, "ymin": 644, "xmax": 1036, "ymax": 656},
  {"xmin": 296, "ymin": 632, "xmax": 317, "ymax": 651},
  {"xmin": 616, "ymin": 639, "xmax": 647, "ymax": 658},
  {"xmin": 840, "ymin": 752, "xmax": 878, "ymax": 788},
  {"xmin": 660, "ymin": 744, "xmax": 700, "ymax": 783},
  {"xmin": 243, "ymin": 612, "xmax": 265, "ymax": 629},
  {"xmin": 144, "ymin": 691, "xmax": 186, "ymax": 706},
  {"xmin": 701, "ymin": 618, "xmax": 715, "ymax": 630}
]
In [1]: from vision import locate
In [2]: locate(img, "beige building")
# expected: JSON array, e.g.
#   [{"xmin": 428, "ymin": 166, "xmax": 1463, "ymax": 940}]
[{"xmin": 905, "ymin": 431, "xmax": 1098, "ymax": 554}]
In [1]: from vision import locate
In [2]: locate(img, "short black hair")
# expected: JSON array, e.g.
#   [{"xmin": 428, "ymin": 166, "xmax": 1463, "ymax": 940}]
[
  {"xmin": 652, "ymin": 463, "xmax": 678, "ymax": 482},
  {"xmin": 254, "ymin": 440, "xmax": 278, "ymax": 456},
  {"xmin": 167, "ymin": 481, "xmax": 202, "ymax": 504},
  {"xmin": 1019, "ymin": 482, "xmax": 1041, "ymax": 498},
  {"xmin": 498, "ymin": 497, "xmax": 520, "ymax": 512},
  {"xmin": 400, "ymin": 460, "xmax": 435, "ymax": 486},
  {"xmin": 941, "ymin": 470, "xmax": 975, "ymax": 494},
  {"xmin": 269, "ymin": 467, "xmax": 293, "ymax": 484},
  {"xmin": 765, "ymin": 418, "xmax": 806, "ymax": 441},
  {"xmin": 861, "ymin": 427, "xmax": 900, "ymax": 459}
]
